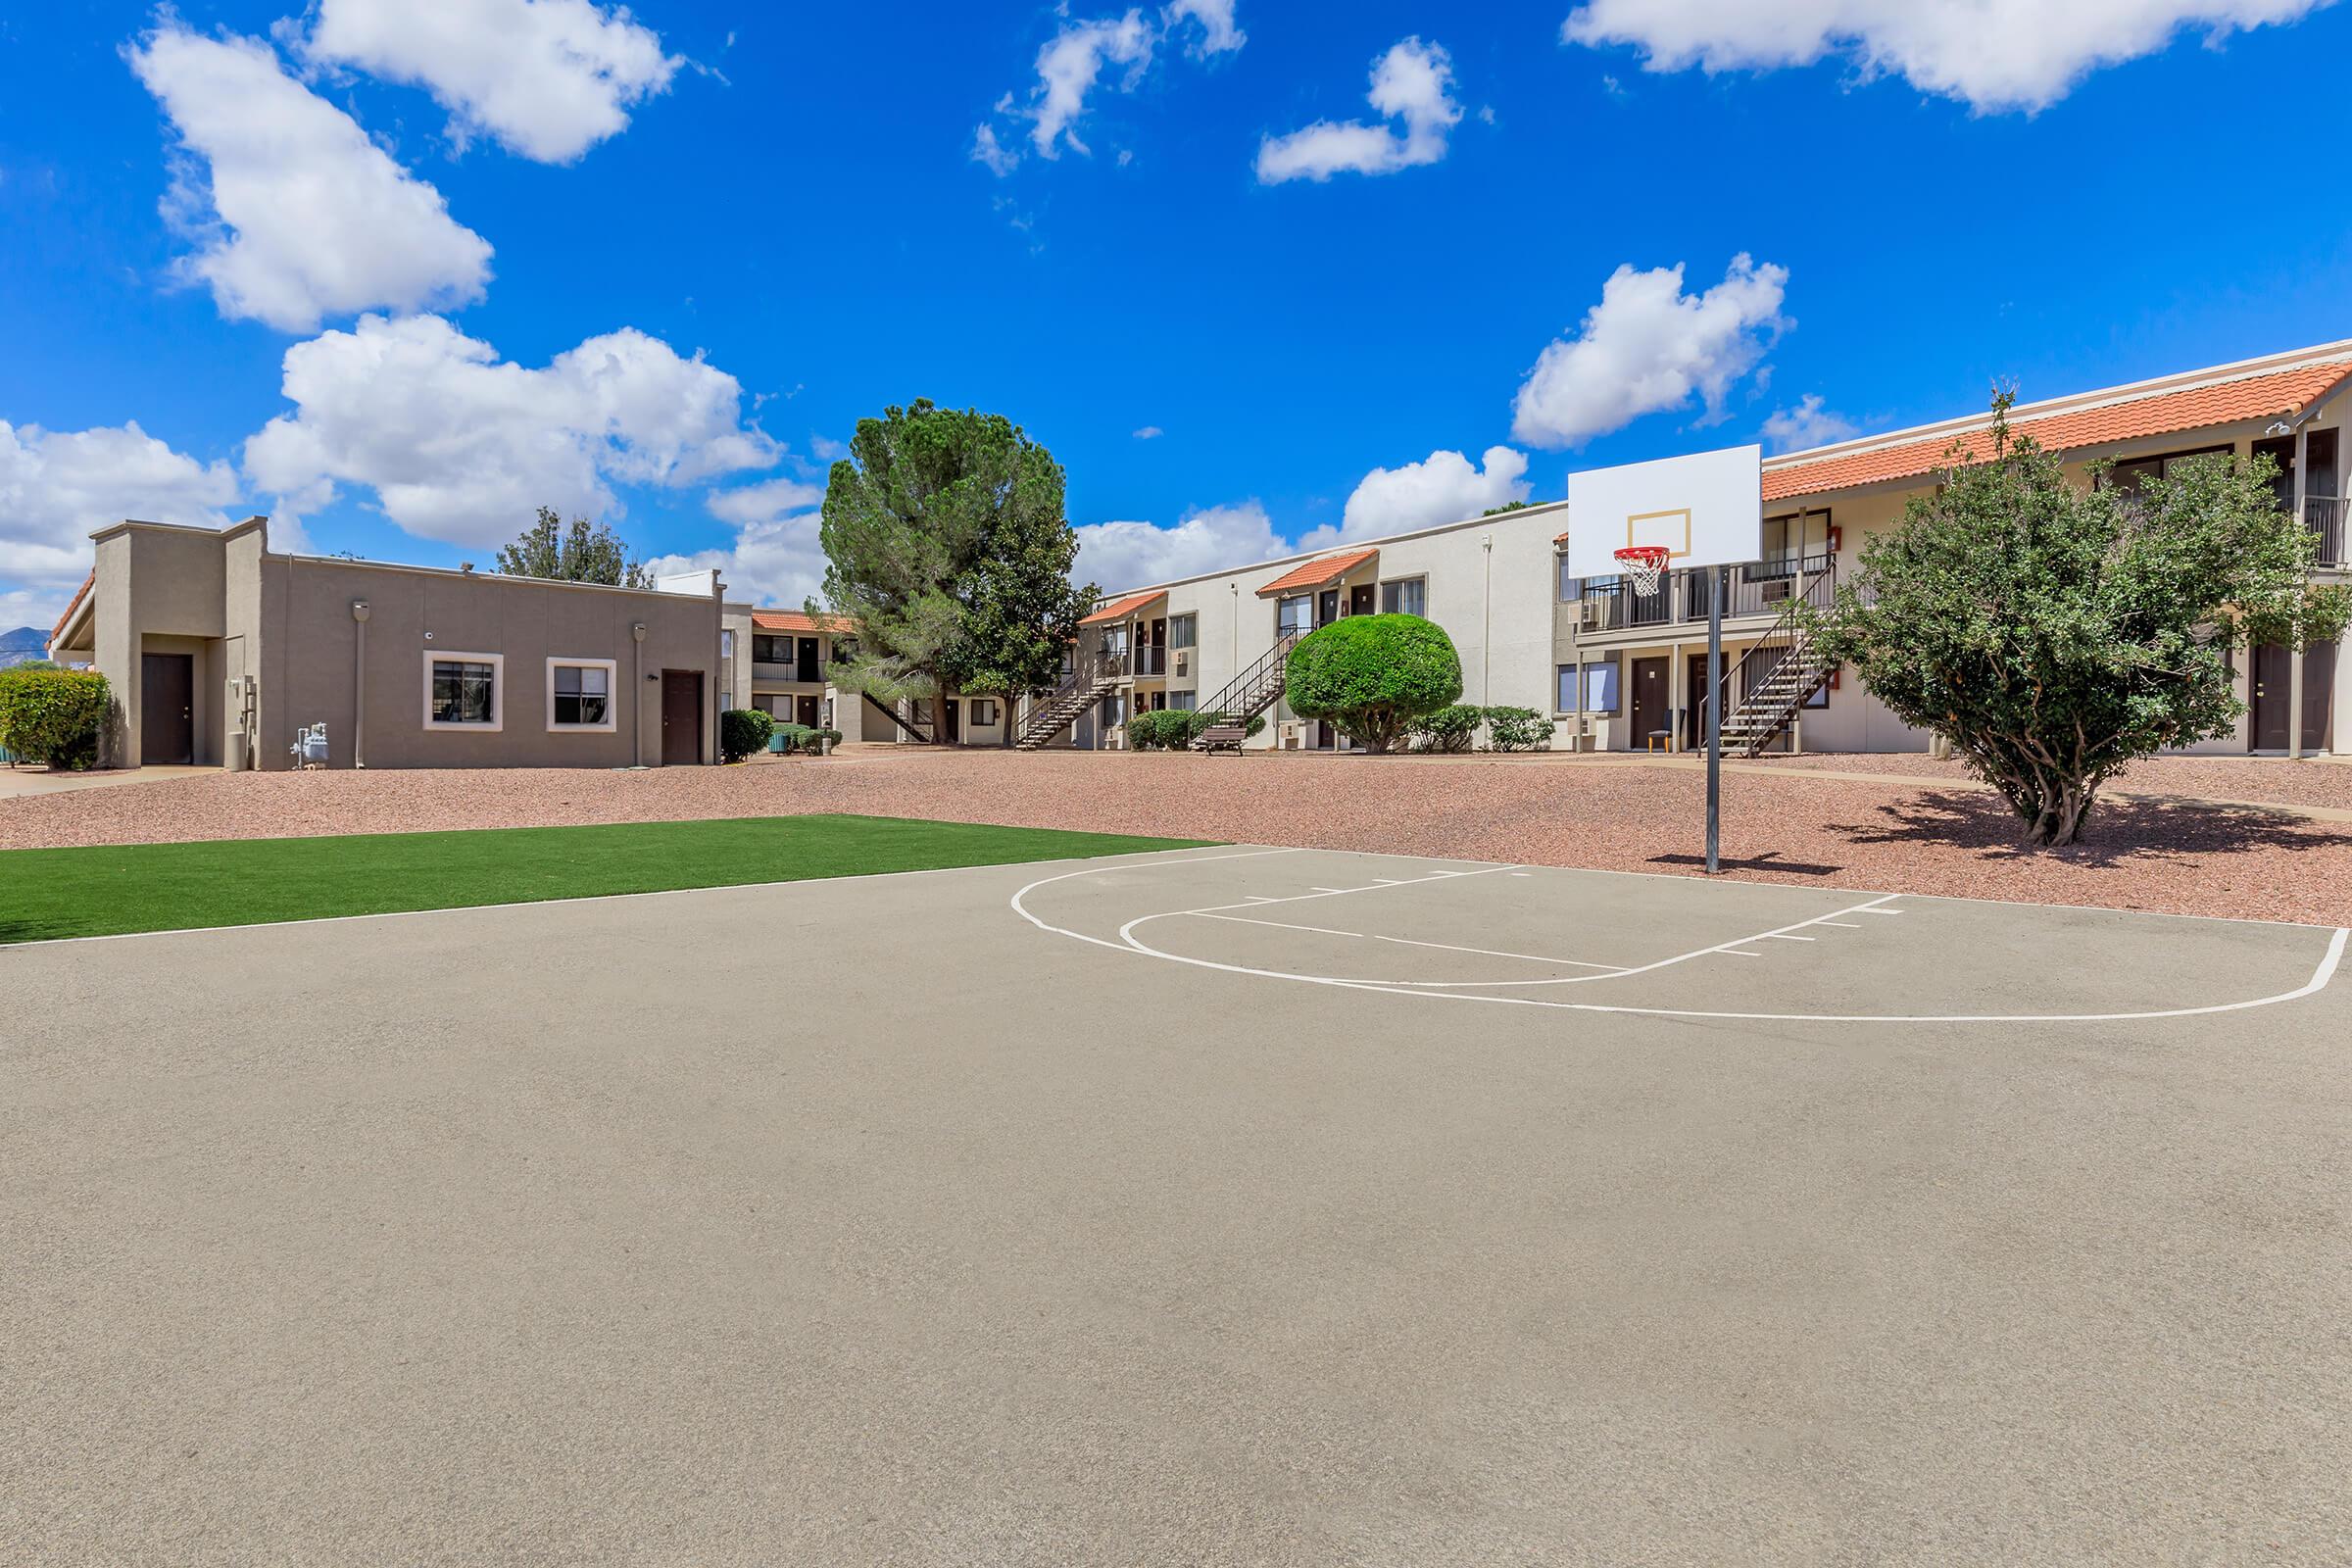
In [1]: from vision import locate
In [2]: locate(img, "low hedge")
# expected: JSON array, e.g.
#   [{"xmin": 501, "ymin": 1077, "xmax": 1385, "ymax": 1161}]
[
  {"xmin": 1412, "ymin": 704, "xmax": 1484, "ymax": 753},
  {"xmin": 0, "ymin": 666, "xmax": 110, "ymax": 769},
  {"xmin": 719, "ymin": 708, "xmax": 775, "ymax": 762},
  {"xmin": 1484, "ymin": 706, "xmax": 1550, "ymax": 752}
]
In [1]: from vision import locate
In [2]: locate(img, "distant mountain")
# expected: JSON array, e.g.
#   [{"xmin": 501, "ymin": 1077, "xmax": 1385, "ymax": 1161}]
[{"xmin": 0, "ymin": 626, "xmax": 47, "ymax": 669}]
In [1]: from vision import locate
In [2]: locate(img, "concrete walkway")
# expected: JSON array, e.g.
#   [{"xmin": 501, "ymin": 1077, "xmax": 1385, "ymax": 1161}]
[{"xmin": 0, "ymin": 763, "xmax": 216, "ymax": 800}]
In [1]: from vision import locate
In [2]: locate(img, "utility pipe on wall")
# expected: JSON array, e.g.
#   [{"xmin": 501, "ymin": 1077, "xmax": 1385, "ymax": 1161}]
[
  {"xmin": 2290, "ymin": 424, "xmax": 2310, "ymax": 760},
  {"xmin": 632, "ymin": 622, "xmax": 648, "ymax": 767},
  {"xmin": 349, "ymin": 599, "xmax": 369, "ymax": 767}
]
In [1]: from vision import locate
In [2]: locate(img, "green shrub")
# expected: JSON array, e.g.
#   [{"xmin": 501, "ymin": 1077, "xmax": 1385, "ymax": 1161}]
[
  {"xmin": 770, "ymin": 721, "xmax": 815, "ymax": 753},
  {"xmin": 1125, "ymin": 709, "xmax": 1187, "ymax": 750},
  {"xmin": 809, "ymin": 726, "xmax": 843, "ymax": 756},
  {"xmin": 1284, "ymin": 614, "xmax": 1463, "ymax": 755},
  {"xmin": 0, "ymin": 666, "xmax": 110, "ymax": 769},
  {"xmin": 1483, "ymin": 706, "xmax": 1550, "ymax": 752},
  {"xmin": 719, "ymin": 708, "xmax": 775, "ymax": 761},
  {"xmin": 1412, "ymin": 704, "xmax": 1484, "ymax": 753}
]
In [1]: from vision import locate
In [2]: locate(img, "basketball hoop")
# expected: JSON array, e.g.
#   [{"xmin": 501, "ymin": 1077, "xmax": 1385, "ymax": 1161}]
[{"xmin": 1614, "ymin": 545, "xmax": 1671, "ymax": 597}]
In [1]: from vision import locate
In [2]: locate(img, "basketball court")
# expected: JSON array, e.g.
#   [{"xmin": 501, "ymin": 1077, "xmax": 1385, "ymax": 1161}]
[{"xmin": 7, "ymin": 842, "xmax": 2348, "ymax": 1563}]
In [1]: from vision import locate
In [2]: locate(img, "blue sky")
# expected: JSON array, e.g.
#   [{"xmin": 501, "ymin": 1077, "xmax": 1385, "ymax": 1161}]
[{"xmin": 6, "ymin": 0, "xmax": 2352, "ymax": 629}]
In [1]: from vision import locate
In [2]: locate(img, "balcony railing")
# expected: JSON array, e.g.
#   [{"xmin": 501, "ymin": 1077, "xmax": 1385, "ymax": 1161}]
[
  {"xmin": 1580, "ymin": 552, "xmax": 1837, "ymax": 631},
  {"xmin": 753, "ymin": 661, "xmax": 823, "ymax": 683},
  {"xmin": 2304, "ymin": 494, "xmax": 2348, "ymax": 567},
  {"xmin": 1134, "ymin": 646, "xmax": 1167, "ymax": 677}
]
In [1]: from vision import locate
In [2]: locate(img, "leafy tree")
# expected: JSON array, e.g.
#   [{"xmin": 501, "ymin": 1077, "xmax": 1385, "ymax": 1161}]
[
  {"xmin": 1483, "ymin": 706, "xmax": 1551, "ymax": 752},
  {"xmin": 1285, "ymin": 613, "xmax": 1463, "ymax": 755},
  {"xmin": 815, "ymin": 400, "xmax": 1092, "ymax": 744},
  {"xmin": 1482, "ymin": 500, "xmax": 1532, "ymax": 516},
  {"xmin": 1805, "ymin": 393, "xmax": 2352, "ymax": 846},
  {"xmin": 0, "ymin": 665, "xmax": 111, "ymax": 769},
  {"xmin": 497, "ymin": 507, "xmax": 654, "ymax": 587}
]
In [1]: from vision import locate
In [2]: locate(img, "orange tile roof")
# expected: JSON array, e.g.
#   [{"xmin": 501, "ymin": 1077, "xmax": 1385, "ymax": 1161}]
[
  {"xmin": 751, "ymin": 609, "xmax": 855, "ymax": 634},
  {"xmin": 1254, "ymin": 547, "xmax": 1378, "ymax": 598},
  {"xmin": 1079, "ymin": 589, "xmax": 1166, "ymax": 626},
  {"xmin": 48, "ymin": 570, "xmax": 95, "ymax": 650},
  {"xmin": 1761, "ymin": 360, "xmax": 2352, "ymax": 503}
]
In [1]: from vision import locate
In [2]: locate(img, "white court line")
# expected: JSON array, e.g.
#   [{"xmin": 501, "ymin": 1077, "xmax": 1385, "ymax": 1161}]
[
  {"xmin": 1815, "ymin": 920, "xmax": 1862, "ymax": 929},
  {"xmin": 1192, "ymin": 910, "xmax": 1631, "ymax": 979},
  {"xmin": 1718, "ymin": 949, "xmax": 1762, "ymax": 957},
  {"xmin": 1007, "ymin": 852, "xmax": 2351, "ymax": 1025},
  {"xmin": 1766, "ymin": 933, "xmax": 1816, "ymax": 942}
]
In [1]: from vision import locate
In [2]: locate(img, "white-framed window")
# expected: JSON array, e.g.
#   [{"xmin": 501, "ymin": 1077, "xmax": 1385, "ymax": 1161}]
[
  {"xmin": 1558, "ymin": 660, "xmax": 1619, "ymax": 713},
  {"xmin": 1167, "ymin": 690, "xmax": 1197, "ymax": 711},
  {"xmin": 969, "ymin": 698, "xmax": 1000, "ymax": 726},
  {"xmin": 1276, "ymin": 595, "xmax": 1311, "ymax": 637},
  {"xmin": 1168, "ymin": 613, "xmax": 1197, "ymax": 650},
  {"xmin": 547, "ymin": 658, "xmax": 617, "ymax": 732},
  {"xmin": 424, "ymin": 652, "xmax": 503, "ymax": 730},
  {"xmin": 1380, "ymin": 576, "xmax": 1426, "ymax": 616},
  {"xmin": 720, "ymin": 629, "xmax": 735, "ymax": 662}
]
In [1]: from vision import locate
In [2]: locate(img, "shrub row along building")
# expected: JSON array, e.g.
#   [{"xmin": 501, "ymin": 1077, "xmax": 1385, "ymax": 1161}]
[{"xmin": 48, "ymin": 338, "xmax": 2351, "ymax": 771}]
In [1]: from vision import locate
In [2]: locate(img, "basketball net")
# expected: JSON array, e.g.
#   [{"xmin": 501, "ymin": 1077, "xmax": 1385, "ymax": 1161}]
[{"xmin": 1614, "ymin": 545, "xmax": 1670, "ymax": 598}]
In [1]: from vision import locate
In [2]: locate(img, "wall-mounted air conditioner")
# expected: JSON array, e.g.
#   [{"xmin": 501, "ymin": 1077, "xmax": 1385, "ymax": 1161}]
[
  {"xmin": 1579, "ymin": 600, "xmax": 1608, "ymax": 631},
  {"xmin": 1173, "ymin": 649, "xmax": 1189, "ymax": 676},
  {"xmin": 1759, "ymin": 579, "xmax": 1793, "ymax": 605},
  {"xmin": 1279, "ymin": 720, "xmax": 1304, "ymax": 750}
]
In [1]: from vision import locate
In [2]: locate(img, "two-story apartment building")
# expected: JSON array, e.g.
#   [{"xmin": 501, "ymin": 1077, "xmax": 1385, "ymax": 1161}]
[
  {"xmin": 1552, "ymin": 339, "xmax": 2352, "ymax": 758},
  {"xmin": 1012, "ymin": 504, "xmax": 1569, "ymax": 751}
]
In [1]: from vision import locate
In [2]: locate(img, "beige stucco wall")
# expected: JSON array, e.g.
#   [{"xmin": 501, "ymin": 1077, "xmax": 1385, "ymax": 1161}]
[{"xmin": 78, "ymin": 520, "xmax": 722, "ymax": 771}]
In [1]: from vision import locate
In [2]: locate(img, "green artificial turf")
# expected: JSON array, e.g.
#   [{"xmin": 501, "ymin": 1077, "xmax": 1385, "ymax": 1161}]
[{"xmin": 0, "ymin": 813, "xmax": 1215, "ymax": 945}]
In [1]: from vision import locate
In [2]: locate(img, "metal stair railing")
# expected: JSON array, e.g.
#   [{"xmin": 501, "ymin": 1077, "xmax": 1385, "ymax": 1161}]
[
  {"xmin": 1716, "ymin": 560, "xmax": 1840, "ymax": 758},
  {"xmin": 1190, "ymin": 632, "xmax": 1299, "ymax": 747},
  {"xmin": 1014, "ymin": 648, "xmax": 1126, "ymax": 749}
]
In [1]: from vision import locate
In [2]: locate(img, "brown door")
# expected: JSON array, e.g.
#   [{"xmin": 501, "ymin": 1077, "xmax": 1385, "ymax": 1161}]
[
  {"xmin": 661, "ymin": 671, "xmax": 703, "ymax": 763},
  {"xmin": 1316, "ymin": 589, "xmax": 1340, "ymax": 626},
  {"xmin": 2251, "ymin": 645, "xmax": 2291, "ymax": 750},
  {"xmin": 796, "ymin": 694, "xmax": 820, "ymax": 728},
  {"xmin": 1685, "ymin": 653, "xmax": 1733, "ymax": 750},
  {"xmin": 140, "ymin": 653, "xmax": 194, "ymax": 765},
  {"xmin": 944, "ymin": 699, "xmax": 961, "ymax": 744},
  {"xmin": 1629, "ymin": 657, "xmax": 1669, "ymax": 750},
  {"xmin": 1349, "ymin": 583, "xmax": 1375, "ymax": 616}
]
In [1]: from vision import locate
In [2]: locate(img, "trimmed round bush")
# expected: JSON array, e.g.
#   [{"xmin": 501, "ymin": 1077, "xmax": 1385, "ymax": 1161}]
[
  {"xmin": 719, "ymin": 707, "xmax": 775, "ymax": 761},
  {"xmin": 0, "ymin": 665, "xmax": 110, "ymax": 770},
  {"xmin": 1284, "ymin": 614, "xmax": 1463, "ymax": 755},
  {"xmin": 1412, "ymin": 704, "xmax": 1483, "ymax": 753},
  {"xmin": 1125, "ymin": 709, "xmax": 1186, "ymax": 750}
]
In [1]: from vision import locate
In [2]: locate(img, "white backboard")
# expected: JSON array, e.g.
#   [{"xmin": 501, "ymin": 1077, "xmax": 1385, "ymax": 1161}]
[{"xmin": 1564, "ymin": 444, "xmax": 1761, "ymax": 579}]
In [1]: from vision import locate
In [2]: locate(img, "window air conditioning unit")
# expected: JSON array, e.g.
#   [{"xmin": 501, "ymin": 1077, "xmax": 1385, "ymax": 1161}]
[
  {"xmin": 1759, "ymin": 579, "xmax": 1793, "ymax": 605},
  {"xmin": 1579, "ymin": 600, "xmax": 1608, "ymax": 631},
  {"xmin": 1173, "ymin": 649, "xmax": 1189, "ymax": 676},
  {"xmin": 1279, "ymin": 720, "xmax": 1305, "ymax": 750}
]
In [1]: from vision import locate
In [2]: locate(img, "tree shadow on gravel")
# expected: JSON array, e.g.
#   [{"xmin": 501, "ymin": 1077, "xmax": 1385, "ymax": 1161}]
[{"xmin": 1827, "ymin": 790, "xmax": 2352, "ymax": 867}]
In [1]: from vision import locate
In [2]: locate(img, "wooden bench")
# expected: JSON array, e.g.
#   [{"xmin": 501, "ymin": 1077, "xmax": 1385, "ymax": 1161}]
[{"xmin": 1197, "ymin": 723, "xmax": 1248, "ymax": 754}]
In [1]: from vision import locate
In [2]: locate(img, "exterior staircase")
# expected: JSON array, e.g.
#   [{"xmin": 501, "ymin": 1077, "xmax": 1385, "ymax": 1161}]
[
  {"xmin": 1716, "ymin": 565, "xmax": 1839, "ymax": 758},
  {"xmin": 1188, "ymin": 631, "xmax": 1298, "ymax": 748},
  {"xmin": 1013, "ymin": 651, "xmax": 1124, "ymax": 750}
]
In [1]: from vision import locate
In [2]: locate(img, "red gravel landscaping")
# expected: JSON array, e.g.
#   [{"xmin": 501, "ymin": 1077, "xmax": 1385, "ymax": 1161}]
[{"xmin": 8, "ymin": 745, "xmax": 2351, "ymax": 926}]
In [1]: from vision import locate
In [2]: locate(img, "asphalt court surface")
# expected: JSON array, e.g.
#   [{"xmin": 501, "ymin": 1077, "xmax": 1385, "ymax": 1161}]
[{"xmin": 6, "ymin": 845, "xmax": 2348, "ymax": 1565}]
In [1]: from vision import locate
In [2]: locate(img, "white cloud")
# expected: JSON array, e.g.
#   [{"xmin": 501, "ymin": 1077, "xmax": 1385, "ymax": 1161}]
[
  {"xmin": 1510, "ymin": 254, "xmax": 1789, "ymax": 449},
  {"xmin": 1166, "ymin": 0, "xmax": 1247, "ymax": 55},
  {"xmin": 243, "ymin": 313, "xmax": 779, "ymax": 549},
  {"xmin": 810, "ymin": 435, "xmax": 851, "ymax": 463},
  {"xmin": 1256, "ymin": 37, "xmax": 1460, "ymax": 183},
  {"xmin": 1028, "ymin": 11, "xmax": 1155, "ymax": 158},
  {"xmin": 1341, "ymin": 446, "xmax": 1529, "ymax": 537},
  {"xmin": 1560, "ymin": 0, "xmax": 2327, "ymax": 113},
  {"xmin": 707, "ymin": 476, "xmax": 827, "ymax": 527},
  {"xmin": 1133, "ymin": 425, "xmax": 1164, "ymax": 440},
  {"xmin": 1761, "ymin": 394, "xmax": 1859, "ymax": 453},
  {"xmin": 644, "ymin": 476, "xmax": 836, "ymax": 609},
  {"xmin": 977, "ymin": 4, "xmax": 1243, "ymax": 174},
  {"xmin": 1074, "ymin": 502, "xmax": 1290, "ymax": 588},
  {"xmin": 0, "ymin": 420, "xmax": 242, "ymax": 604},
  {"xmin": 128, "ymin": 24, "xmax": 493, "ymax": 332},
  {"xmin": 291, "ymin": 0, "xmax": 681, "ymax": 163}
]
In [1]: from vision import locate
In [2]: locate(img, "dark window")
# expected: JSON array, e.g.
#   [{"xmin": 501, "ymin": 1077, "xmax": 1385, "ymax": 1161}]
[
  {"xmin": 2106, "ymin": 444, "xmax": 2233, "ymax": 494},
  {"xmin": 1381, "ymin": 577, "xmax": 1426, "ymax": 616},
  {"xmin": 553, "ymin": 663, "xmax": 610, "ymax": 726},
  {"xmin": 430, "ymin": 661, "xmax": 496, "ymax": 725},
  {"xmin": 1168, "ymin": 614, "xmax": 1197, "ymax": 650}
]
